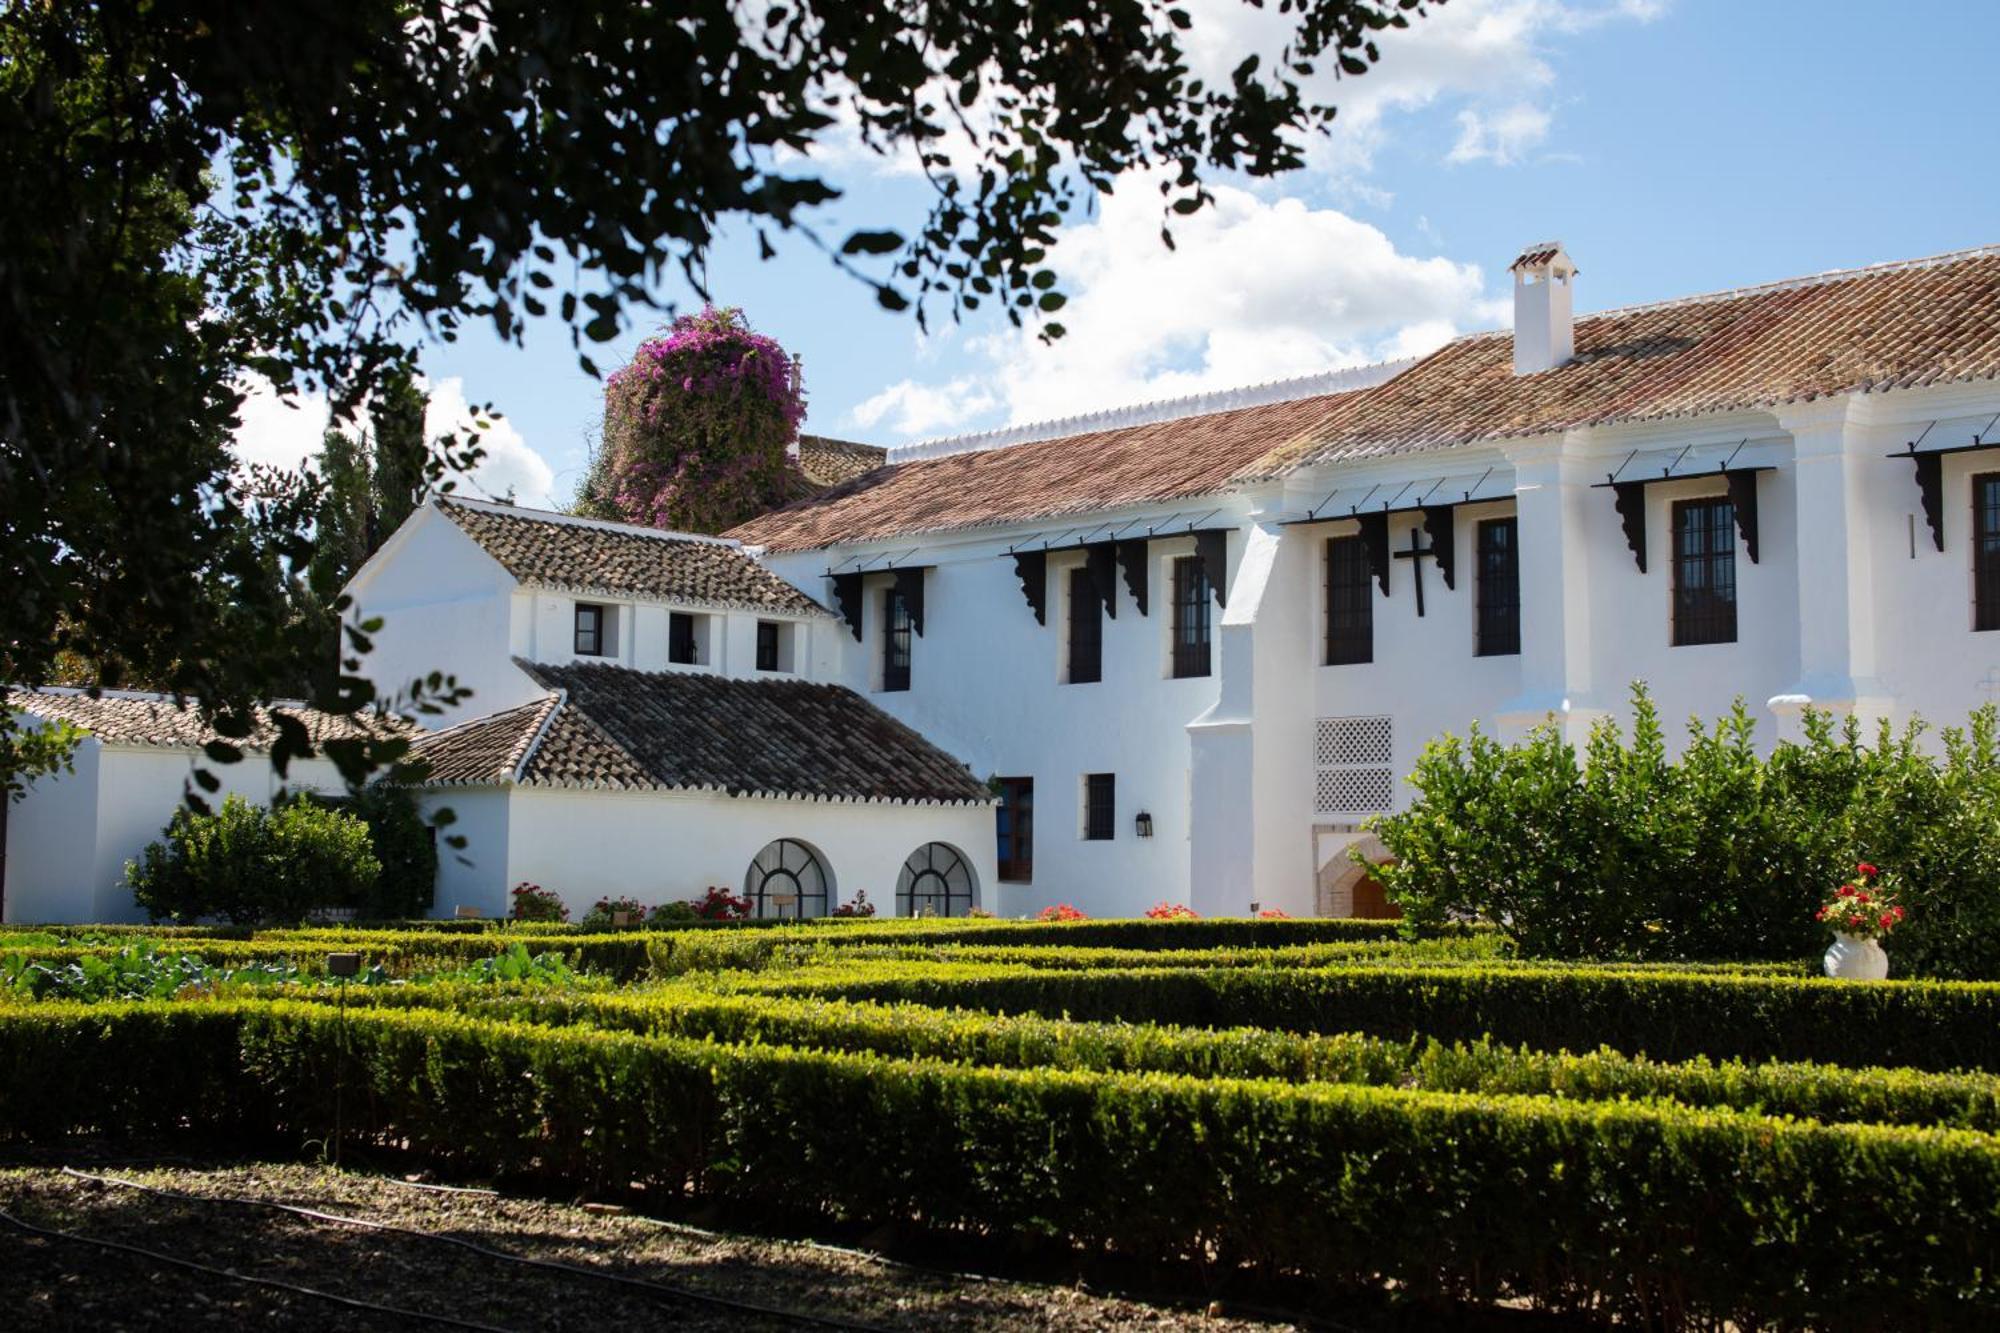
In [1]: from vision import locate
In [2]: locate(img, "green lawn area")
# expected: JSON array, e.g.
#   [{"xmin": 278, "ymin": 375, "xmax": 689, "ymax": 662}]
[{"xmin": 4, "ymin": 917, "xmax": 1998, "ymax": 1329}]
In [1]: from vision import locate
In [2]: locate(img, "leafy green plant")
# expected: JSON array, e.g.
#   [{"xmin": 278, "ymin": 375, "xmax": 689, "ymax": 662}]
[
  {"xmin": 580, "ymin": 896, "xmax": 649, "ymax": 930},
  {"xmin": 0, "ymin": 939, "xmax": 297, "ymax": 1001},
  {"xmin": 1368, "ymin": 687, "xmax": 2000, "ymax": 976},
  {"xmin": 126, "ymin": 794, "xmax": 381, "ymax": 925}
]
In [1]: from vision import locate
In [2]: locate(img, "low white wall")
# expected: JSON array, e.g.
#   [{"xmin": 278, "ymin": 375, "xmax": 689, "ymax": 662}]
[
  {"xmin": 419, "ymin": 788, "xmax": 512, "ymax": 919},
  {"xmin": 4, "ymin": 742, "xmax": 348, "ymax": 925},
  {"xmin": 497, "ymin": 786, "xmax": 996, "ymax": 919}
]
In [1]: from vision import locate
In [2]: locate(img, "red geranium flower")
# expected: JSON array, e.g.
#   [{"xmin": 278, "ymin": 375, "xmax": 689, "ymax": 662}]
[{"xmin": 1856, "ymin": 862, "xmax": 1879, "ymax": 877}]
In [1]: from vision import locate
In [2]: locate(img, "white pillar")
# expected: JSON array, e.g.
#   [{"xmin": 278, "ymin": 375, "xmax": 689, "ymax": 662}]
[
  {"xmin": 1497, "ymin": 433, "xmax": 1609, "ymax": 743},
  {"xmin": 1771, "ymin": 398, "xmax": 1894, "ymax": 740}
]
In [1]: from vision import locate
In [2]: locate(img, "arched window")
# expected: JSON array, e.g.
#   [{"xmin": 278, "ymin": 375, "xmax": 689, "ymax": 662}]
[
  {"xmin": 896, "ymin": 842, "xmax": 977, "ymax": 918},
  {"xmin": 743, "ymin": 838, "xmax": 831, "ymax": 919}
]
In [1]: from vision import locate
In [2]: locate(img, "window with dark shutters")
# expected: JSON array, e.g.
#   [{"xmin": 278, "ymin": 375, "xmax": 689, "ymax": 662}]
[
  {"xmin": 1475, "ymin": 518, "xmax": 1521, "ymax": 657},
  {"xmin": 1976, "ymin": 474, "xmax": 2000, "ymax": 632},
  {"xmin": 1083, "ymin": 773, "xmax": 1115, "ymax": 841},
  {"xmin": 882, "ymin": 587, "xmax": 912, "ymax": 691},
  {"xmin": 1324, "ymin": 535, "xmax": 1373, "ymax": 665},
  {"xmin": 995, "ymin": 777, "xmax": 1035, "ymax": 881},
  {"xmin": 1067, "ymin": 566, "xmax": 1102, "ymax": 683},
  {"xmin": 1170, "ymin": 557, "xmax": 1211, "ymax": 678},
  {"xmin": 1672, "ymin": 498, "xmax": 1738, "ymax": 646}
]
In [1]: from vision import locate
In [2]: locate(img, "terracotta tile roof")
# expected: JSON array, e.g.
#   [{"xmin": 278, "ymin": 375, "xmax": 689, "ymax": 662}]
[
  {"xmin": 728, "ymin": 390, "xmax": 1351, "ymax": 554},
  {"xmin": 6, "ymin": 689, "xmax": 408, "ymax": 751},
  {"xmin": 403, "ymin": 697, "xmax": 559, "ymax": 785},
  {"xmin": 1252, "ymin": 245, "xmax": 2000, "ymax": 475},
  {"xmin": 730, "ymin": 246, "xmax": 2000, "ymax": 552},
  {"xmin": 412, "ymin": 662, "xmax": 990, "ymax": 805},
  {"xmin": 437, "ymin": 497, "xmax": 825, "ymax": 614},
  {"xmin": 797, "ymin": 435, "xmax": 887, "ymax": 488}
]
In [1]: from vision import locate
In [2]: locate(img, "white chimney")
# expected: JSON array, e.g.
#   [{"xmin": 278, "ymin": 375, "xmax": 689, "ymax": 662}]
[{"xmin": 1510, "ymin": 241, "xmax": 1578, "ymax": 376}]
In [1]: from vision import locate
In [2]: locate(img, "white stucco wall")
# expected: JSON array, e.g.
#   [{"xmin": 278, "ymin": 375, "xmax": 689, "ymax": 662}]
[
  {"xmin": 4, "ymin": 738, "xmax": 348, "ymax": 925},
  {"xmin": 478, "ymin": 787, "xmax": 994, "ymax": 920},
  {"xmin": 764, "ymin": 526, "xmax": 1236, "ymax": 918}
]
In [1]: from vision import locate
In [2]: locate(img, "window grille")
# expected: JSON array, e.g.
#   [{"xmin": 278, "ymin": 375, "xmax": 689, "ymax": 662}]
[
  {"xmin": 756, "ymin": 620, "xmax": 781, "ymax": 671},
  {"xmin": 1476, "ymin": 517, "xmax": 1521, "ymax": 657},
  {"xmin": 1315, "ymin": 715, "xmax": 1394, "ymax": 816},
  {"xmin": 1324, "ymin": 536, "xmax": 1373, "ymax": 665},
  {"xmin": 574, "ymin": 604, "xmax": 604, "ymax": 656},
  {"xmin": 1067, "ymin": 566, "xmax": 1102, "ymax": 683},
  {"xmin": 1977, "ymin": 474, "xmax": 2000, "ymax": 632},
  {"xmin": 1083, "ymin": 772, "xmax": 1116, "ymax": 840},
  {"xmin": 995, "ymin": 777, "xmax": 1035, "ymax": 882},
  {"xmin": 669, "ymin": 611, "xmax": 698, "ymax": 665},
  {"xmin": 743, "ymin": 838, "xmax": 830, "ymax": 919},
  {"xmin": 1672, "ymin": 498, "xmax": 1737, "ymax": 646},
  {"xmin": 1171, "ymin": 556, "xmax": 1211, "ymax": 678},
  {"xmin": 882, "ymin": 587, "xmax": 912, "ymax": 691},
  {"xmin": 897, "ymin": 842, "xmax": 978, "ymax": 917}
]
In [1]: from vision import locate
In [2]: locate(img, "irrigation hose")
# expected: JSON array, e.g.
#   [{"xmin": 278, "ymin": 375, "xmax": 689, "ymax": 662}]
[
  {"xmin": 61, "ymin": 1167, "xmax": 891, "ymax": 1333},
  {"xmin": 0, "ymin": 1205, "xmax": 516, "ymax": 1332}
]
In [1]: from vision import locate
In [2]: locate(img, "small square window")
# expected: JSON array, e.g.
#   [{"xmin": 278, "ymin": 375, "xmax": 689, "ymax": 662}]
[
  {"xmin": 574, "ymin": 603, "xmax": 605, "ymax": 656},
  {"xmin": 1083, "ymin": 773, "xmax": 1115, "ymax": 841}
]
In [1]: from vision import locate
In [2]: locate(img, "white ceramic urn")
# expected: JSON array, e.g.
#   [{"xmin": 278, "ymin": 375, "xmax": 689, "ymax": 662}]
[{"xmin": 1823, "ymin": 932, "xmax": 1889, "ymax": 981}]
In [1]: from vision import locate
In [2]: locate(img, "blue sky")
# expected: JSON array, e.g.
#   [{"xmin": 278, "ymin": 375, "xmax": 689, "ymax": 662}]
[{"xmin": 233, "ymin": 1, "xmax": 2000, "ymax": 511}]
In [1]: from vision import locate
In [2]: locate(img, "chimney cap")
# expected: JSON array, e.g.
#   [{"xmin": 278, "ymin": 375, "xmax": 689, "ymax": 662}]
[{"xmin": 1510, "ymin": 241, "xmax": 1578, "ymax": 276}]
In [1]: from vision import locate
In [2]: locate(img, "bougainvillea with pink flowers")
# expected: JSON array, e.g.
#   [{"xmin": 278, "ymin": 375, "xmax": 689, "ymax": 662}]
[{"xmin": 577, "ymin": 306, "xmax": 808, "ymax": 533}]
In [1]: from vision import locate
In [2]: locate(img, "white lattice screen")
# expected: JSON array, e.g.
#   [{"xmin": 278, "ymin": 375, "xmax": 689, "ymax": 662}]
[{"xmin": 1314, "ymin": 715, "xmax": 1395, "ymax": 815}]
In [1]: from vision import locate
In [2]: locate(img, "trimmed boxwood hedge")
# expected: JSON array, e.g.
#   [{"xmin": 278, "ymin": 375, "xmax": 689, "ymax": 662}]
[
  {"xmin": 738, "ymin": 960, "xmax": 2000, "ymax": 1071},
  {"xmin": 2, "ymin": 1000, "xmax": 1997, "ymax": 1329},
  {"xmin": 320, "ymin": 986, "xmax": 2000, "ymax": 1132}
]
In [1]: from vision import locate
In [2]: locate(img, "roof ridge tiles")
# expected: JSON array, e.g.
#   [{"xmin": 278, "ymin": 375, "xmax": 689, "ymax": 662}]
[{"xmin": 436, "ymin": 494, "xmax": 742, "ymax": 548}]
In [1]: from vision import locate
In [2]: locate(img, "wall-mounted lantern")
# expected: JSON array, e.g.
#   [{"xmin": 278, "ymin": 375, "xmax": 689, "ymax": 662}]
[{"xmin": 1135, "ymin": 810, "xmax": 1154, "ymax": 838}]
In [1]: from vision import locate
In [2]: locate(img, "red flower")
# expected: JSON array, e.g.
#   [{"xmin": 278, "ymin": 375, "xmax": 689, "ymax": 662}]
[
  {"xmin": 1837, "ymin": 885, "xmax": 1854, "ymax": 898},
  {"xmin": 1893, "ymin": 905, "xmax": 1906, "ymax": 921},
  {"xmin": 1856, "ymin": 862, "xmax": 1879, "ymax": 877},
  {"xmin": 1857, "ymin": 892, "xmax": 1871, "ymax": 905}
]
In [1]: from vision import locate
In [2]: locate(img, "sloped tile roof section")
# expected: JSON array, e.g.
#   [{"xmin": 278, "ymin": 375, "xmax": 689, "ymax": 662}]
[
  {"xmin": 437, "ymin": 496, "xmax": 825, "ymax": 614},
  {"xmin": 797, "ymin": 435, "xmax": 887, "ymax": 488},
  {"xmin": 730, "ymin": 245, "xmax": 2000, "ymax": 552},
  {"xmin": 728, "ymin": 389, "xmax": 1357, "ymax": 554},
  {"xmin": 416, "ymin": 661, "xmax": 991, "ymax": 805},
  {"xmin": 404, "ymin": 696, "xmax": 560, "ymax": 785},
  {"xmin": 7, "ymin": 688, "xmax": 408, "ymax": 751},
  {"xmin": 1252, "ymin": 244, "xmax": 2000, "ymax": 475}
]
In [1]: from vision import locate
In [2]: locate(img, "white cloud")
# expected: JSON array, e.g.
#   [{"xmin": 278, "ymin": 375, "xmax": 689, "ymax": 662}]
[
  {"xmin": 851, "ymin": 377, "xmax": 1000, "ymax": 438},
  {"xmin": 423, "ymin": 376, "xmax": 557, "ymax": 509},
  {"xmin": 1447, "ymin": 102, "xmax": 1555, "ymax": 165},
  {"xmin": 229, "ymin": 375, "xmax": 557, "ymax": 510},
  {"xmin": 848, "ymin": 178, "xmax": 1504, "ymax": 440},
  {"xmin": 1179, "ymin": 0, "xmax": 1662, "ymax": 181}
]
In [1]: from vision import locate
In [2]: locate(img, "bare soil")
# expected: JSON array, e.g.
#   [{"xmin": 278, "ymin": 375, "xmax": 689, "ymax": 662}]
[{"xmin": 0, "ymin": 1152, "xmax": 1302, "ymax": 1332}]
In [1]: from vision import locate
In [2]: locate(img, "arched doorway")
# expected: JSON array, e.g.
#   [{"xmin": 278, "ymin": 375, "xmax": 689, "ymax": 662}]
[
  {"xmin": 896, "ymin": 842, "xmax": 977, "ymax": 918},
  {"xmin": 743, "ymin": 838, "xmax": 832, "ymax": 919}
]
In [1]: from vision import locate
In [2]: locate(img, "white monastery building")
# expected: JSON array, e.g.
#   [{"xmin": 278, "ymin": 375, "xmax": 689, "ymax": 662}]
[{"xmin": 8, "ymin": 240, "xmax": 2000, "ymax": 923}]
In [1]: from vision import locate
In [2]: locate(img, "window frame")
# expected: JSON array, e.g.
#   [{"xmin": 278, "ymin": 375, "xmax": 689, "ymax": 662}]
[
  {"xmin": 1671, "ymin": 496, "xmax": 1739, "ymax": 647},
  {"xmin": 574, "ymin": 603, "xmax": 606, "ymax": 657},
  {"xmin": 995, "ymin": 777, "xmax": 1035, "ymax": 882},
  {"xmin": 668, "ymin": 611, "xmax": 699, "ymax": 665},
  {"xmin": 881, "ymin": 586, "xmax": 913, "ymax": 691},
  {"xmin": 1323, "ymin": 534, "xmax": 1374, "ymax": 666},
  {"xmin": 1169, "ymin": 555, "xmax": 1212, "ymax": 679},
  {"xmin": 755, "ymin": 619, "xmax": 782, "ymax": 671},
  {"xmin": 1082, "ymin": 772, "xmax": 1116, "ymax": 841},
  {"xmin": 1976, "ymin": 472, "xmax": 2000, "ymax": 632},
  {"xmin": 1475, "ymin": 516, "xmax": 1522, "ymax": 658},
  {"xmin": 1065, "ymin": 565, "xmax": 1103, "ymax": 684}
]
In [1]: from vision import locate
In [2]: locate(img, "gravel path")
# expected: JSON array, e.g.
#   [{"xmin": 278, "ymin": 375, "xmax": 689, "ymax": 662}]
[{"xmin": 0, "ymin": 1156, "xmax": 1301, "ymax": 1332}]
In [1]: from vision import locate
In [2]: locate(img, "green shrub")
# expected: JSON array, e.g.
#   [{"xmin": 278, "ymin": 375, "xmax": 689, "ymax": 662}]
[
  {"xmin": 4, "ymin": 1000, "xmax": 1999, "ymax": 1328},
  {"xmin": 743, "ymin": 959, "xmax": 2000, "ymax": 1072},
  {"xmin": 1370, "ymin": 687, "xmax": 2000, "ymax": 976},
  {"xmin": 126, "ymin": 794, "xmax": 382, "ymax": 925},
  {"xmin": 304, "ymin": 785, "xmax": 436, "ymax": 919}
]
